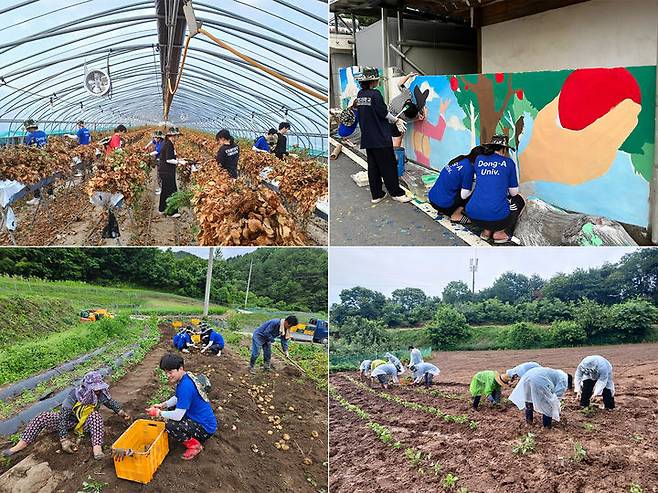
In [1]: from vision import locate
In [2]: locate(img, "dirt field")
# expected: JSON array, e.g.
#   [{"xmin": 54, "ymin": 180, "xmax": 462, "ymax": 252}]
[
  {"xmin": 330, "ymin": 343, "xmax": 658, "ymax": 493},
  {"xmin": 0, "ymin": 324, "xmax": 328, "ymax": 492}
]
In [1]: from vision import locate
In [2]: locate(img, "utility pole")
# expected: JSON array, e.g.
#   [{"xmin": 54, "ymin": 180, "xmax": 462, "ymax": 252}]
[
  {"xmin": 244, "ymin": 258, "xmax": 253, "ymax": 309},
  {"xmin": 203, "ymin": 247, "xmax": 215, "ymax": 317},
  {"xmin": 469, "ymin": 252, "xmax": 479, "ymax": 294}
]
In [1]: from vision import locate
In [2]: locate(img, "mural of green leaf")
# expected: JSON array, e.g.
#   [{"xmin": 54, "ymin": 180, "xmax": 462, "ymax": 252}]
[
  {"xmin": 620, "ymin": 66, "xmax": 657, "ymax": 162},
  {"xmin": 631, "ymin": 142, "xmax": 655, "ymax": 182}
]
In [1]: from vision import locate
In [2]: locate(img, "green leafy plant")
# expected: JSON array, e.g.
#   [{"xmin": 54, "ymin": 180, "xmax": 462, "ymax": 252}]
[
  {"xmin": 630, "ymin": 482, "xmax": 643, "ymax": 493},
  {"xmin": 442, "ymin": 473, "xmax": 459, "ymax": 488},
  {"xmin": 582, "ymin": 423, "xmax": 595, "ymax": 432},
  {"xmin": 405, "ymin": 448, "xmax": 422, "ymax": 467},
  {"xmin": 433, "ymin": 462, "xmax": 442, "ymax": 476},
  {"xmin": 572, "ymin": 442, "xmax": 587, "ymax": 462},
  {"xmin": 512, "ymin": 433, "xmax": 536, "ymax": 455},
  {"xmin": 456, "ymin": 488, "xmax": 469, "ymax": 493},
  {"xmin": 630, "ymin": 433, "xmax": 643, "ymax": 442},
  {"xmin": 580, "ymin": 405, "xmax": 597, "ymax": 418},
  {"xmin": 164, "ymin": 189, "xmax": 194, "ymax": 215},
  {"xmin": 77, "ymin": 477, "xmax": 108, "ymax": 493},
  {"xmin": 8, "ymin": 433, "xmax": 20, "ymax": 446}
]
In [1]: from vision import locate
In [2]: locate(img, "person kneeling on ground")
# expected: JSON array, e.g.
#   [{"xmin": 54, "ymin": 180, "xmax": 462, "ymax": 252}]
[
  {"xmin": 465, "ymin": 135, "xmax": 525, "ymax": 243},
  {"xmin": 470, "ymin": 370, "xmax": 510, "ymax": 409},
  {"xmin": 146, "ymin": 354, "xmax": 217, "ymax": 460},
  {"xmin": 253, "ymin": 128, "xmax": 278, "ymax": 153},
  {"xmin": 575, "ymin": 355, "xmax": 615, "ymax": 410},
  {"xmin": 200, "ymin": 323, "xmax": 225, "ymax": 357},
  {"xmin": 370, "ymin": 362, "xmax": 400, "ymax": 390},
  {"xmin": 359, "ymin": 359, "xmax": 372, "ymax": 380},
  {"xmin": 249, "ymin": 315, "xmax": 297, "ymax": 372},
  {"xmin": 427, "ymin": 146, "xmax": 486, "ymax": 224},
  {"xmin": 504, "ymin": 361, "xmax": 541, "ymax": 384},
  {"xmin": 2, "ymin": 371, "xmax": 130, "ymax": 460},
  {"xmin": 215, "ymin": 129, "xmax": 239, "ymax": 178},
  {"xmin": 509, "ymin": 366, "xmax": 573, "ymax": 429},
  {"xmin": 409, "ymin": 345, "xmax": 423, "ymax": 366},
  {"xmin": 410, "ymin": 362, "xmax": 440, "ymax": 388},
  {"xmin": 173, "ymin": 326, "xmax": 195, "ymax": 353}
]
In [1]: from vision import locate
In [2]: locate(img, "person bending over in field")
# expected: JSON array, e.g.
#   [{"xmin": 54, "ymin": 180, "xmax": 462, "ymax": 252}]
[
  {"xmin": 199, "ymin": 323, "xmax": 225, "ymax": 357},
  {"xmin": 469, "ymin": 370, "xmax": 510, "ymax": 409},
  {"xmin": 146, "ymin": 354, "xmax": 217, "ymax": 460},
  {"xmin": 409, "ymin": 345, "xmax": 423, "ymax": 366},
  {"xmin": 509, "ymin": 366, "xmax": 573, "ymax": 429},
  {"xmin": 384, "ymin": 352, "xmax": 405, "ymax": 374},
  {"xmin": 504, "ymin": 361, "xmax": 541, "ymax": 384},
  {"xmin": 574, "ymin": 355, "xmax": 615, "ymax": 410},
  {"xmin": 2, "ymin": 371, "xmax": 130, "ymax": 460},
  {"xmin": 410, "ymin": 362, "xmax": 440, "ymax": 388},
  {"xmin": 249, "ymin": 315, "xmax": 297, "ymax": 373},
  {"xmin": 359, "ymin": 359, "xmax": 372, "ymax": 380},
  {"xmin": 370, "ymin": 362, "xmax": 401, "ymax": 390}
]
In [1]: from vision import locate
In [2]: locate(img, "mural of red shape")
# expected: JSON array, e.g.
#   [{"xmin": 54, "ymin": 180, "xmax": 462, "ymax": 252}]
[{"xmin": 558, "ymin": 67, "xmax": 642, "ymax": 131}]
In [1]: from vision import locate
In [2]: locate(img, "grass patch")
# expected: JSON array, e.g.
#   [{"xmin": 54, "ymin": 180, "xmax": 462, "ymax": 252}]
[{"xmin": 288, "ymin": 342, "xmax": 328, "ymax": 390}]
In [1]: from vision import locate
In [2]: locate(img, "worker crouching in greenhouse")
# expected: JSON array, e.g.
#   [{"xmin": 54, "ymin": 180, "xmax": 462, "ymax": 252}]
[
  {"xmin": 158, "ymin": 127, "xmax": 186, "ymax": 217},
  {"xmin": 2, "ymin": 371, "xmax": 131, "ymax": 460},
  {"xmin": 147, "ymin": 354, "xmax": 216, "ymax": 460},
  {"xmin": 215, "ymin": 129, "xmax": 240, "ymax": 178},
  {"xmin": 509, "ymin": 367, "xmax": 573, "ymax": 429},
  {"xmin": 469, "ymin": 370, "xmax": 510, "ymax": 409}
]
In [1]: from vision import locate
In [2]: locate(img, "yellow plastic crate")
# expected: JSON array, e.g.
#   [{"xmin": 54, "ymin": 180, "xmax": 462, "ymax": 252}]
[
  {"xmin": 191, "ymin": 333, "xmax": 201, "ymax": 344},
  {"xmin": 172, "ymin": 321, "xmax": 183, "ymax": 329},
  {"xmin": 112, "ymin": 419, "xmax": 168, "ymax": 484},
  {"xmin": 190, "ymin": 318, "xmax": 201, "ymax": 325}
]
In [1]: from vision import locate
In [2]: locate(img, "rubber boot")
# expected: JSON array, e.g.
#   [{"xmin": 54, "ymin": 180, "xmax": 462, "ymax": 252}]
[
  {"xmin": 249, "ymin": 365, "xmax": 256, "ymax": 374},
  {"xmin": 181, "ymin": 438, "xmax": 203, "ymax": 460},
  {"xmin": 472, "ymin": 396, "xmax": 481, "ymax": 409},
  {"xmin": 525, "ymin": 404, "xmax": 534, "ymax": 424},
  {"xmin": 542, "ymin": 415, "xmax": 552, "ymax": 429}
]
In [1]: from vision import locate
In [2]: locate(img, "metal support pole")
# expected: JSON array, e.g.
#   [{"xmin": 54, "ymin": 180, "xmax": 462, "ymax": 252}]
[
  {"xmin": 351, "ymin": 13, "xmax": 358, "ymax": 65},
  {"xmin": 389, "ymin": 44, "xmax": 425, "ymax": 76},
  {"xmin": 203, "ymin": 247, "xmax": 215, "ymax": 317},
  {"xmin": 381, "ymin": 8, "xmax": 389, "ymax": 102},
  {"xmin": 244, "ymin": 258, "xmax": 253, "ymax": 308},
  {"xmin": 396, "ymin": 9, "xmax": 403, "ymax": 70}
]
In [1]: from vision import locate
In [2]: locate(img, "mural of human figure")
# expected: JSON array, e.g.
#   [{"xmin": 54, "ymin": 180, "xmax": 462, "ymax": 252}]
[{"xmin": 411, "ymin": 97, "xmax": 450, "ymax": 167}]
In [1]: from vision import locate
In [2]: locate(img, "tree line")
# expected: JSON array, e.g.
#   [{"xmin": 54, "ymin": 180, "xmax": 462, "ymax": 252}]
[{"xmin": 0, "ymin": 248, "xmax": 328, "ymax": 312}]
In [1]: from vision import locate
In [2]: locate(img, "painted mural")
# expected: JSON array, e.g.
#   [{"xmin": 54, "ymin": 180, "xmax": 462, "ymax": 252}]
[
  {"xmin": 401, "ymin": 66, "xmax": 656, "ymax": 227},
  {"xmin": 338, "ymin": 66, "xmax": 384, "ymax": 109}
]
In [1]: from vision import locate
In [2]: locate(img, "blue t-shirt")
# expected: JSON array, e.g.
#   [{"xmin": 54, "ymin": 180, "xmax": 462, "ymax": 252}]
[
  {"xmin": 77, "ymin": 127, "xmax": 91, "ymax": 145},
  {"xmin": 173, "ymin": 333, "xmax": 191, "ymax": 350},
  {"xmin": 209, "ymin": 331, "xmax": 224, "ymax": 349},
  {"xmin": 427, "ymin": 158, "xmax": 474, "ymax": 208},
  {"xmin": 254, "ymin": 136, "xmax": 270, "ymax": 152},
  {"xmin": 465, "ymin": 153, "xmax": 519, "ymax": 221},
  {"xmin": 25, "ymin": 130, "xmax": 47, "ymax": 147},
  {"xmin": 176, "ymin": 373, "xmax": 217, "ymax": 434}
]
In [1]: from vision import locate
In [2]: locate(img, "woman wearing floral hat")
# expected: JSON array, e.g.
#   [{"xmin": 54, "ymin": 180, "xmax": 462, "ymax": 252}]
[{"xmin": 2, "ymin": 371, "xmax": 130, "ymax": 460}]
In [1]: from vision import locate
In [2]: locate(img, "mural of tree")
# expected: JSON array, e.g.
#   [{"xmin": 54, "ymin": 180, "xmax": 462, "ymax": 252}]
[{"xmin": 452, "ymin": 73, "xmax": 523, "ymax": 145}]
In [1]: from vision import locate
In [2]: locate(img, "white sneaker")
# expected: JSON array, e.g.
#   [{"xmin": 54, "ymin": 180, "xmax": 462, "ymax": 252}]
[
  {"xmin": 155, "ymin": 188, "xmax": 161, "ymax": 194},
  {"xmin": 217, "ymin": 351, "xmax": 222, "ymax": 357},
  {"xmin": 26, "ymin": 198, "xmax": 40, "ymax": 206},
  {"xmin": 171, "ymin": 213, "xmax": 181, "ymax": 218},
  {"xmin": 74, "ymin": 172, "xmax": 83, "ymax": 177},
  {"xmin": 392, "ymin": 193, "xmax": 412, "ymax": 203},
  {"xmin": 182, "ymin": 348, "xmax": 190, "ymax": 353},
  {"xmin": 371, "ymin": 192, "xmax": 388, "ymax": 204}
]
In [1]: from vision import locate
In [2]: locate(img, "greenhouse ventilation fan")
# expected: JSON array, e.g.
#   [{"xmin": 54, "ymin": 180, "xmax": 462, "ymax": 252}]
[{"xmin": 83, "ymin": 69, "xmax": 112, "ymax": 97}]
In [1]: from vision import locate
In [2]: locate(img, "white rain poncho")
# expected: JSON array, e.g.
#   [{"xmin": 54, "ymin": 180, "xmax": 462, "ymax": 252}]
[
  {"xmin": 384, "ymin": 352, "xmax": 405, "ymax": 374},
  {"xmin": 359, "ymin": 359, "xmax": 372, "ymax": 374},
  {"xmin": 411, "ymin": 363, "xmax": 440, "ymax": 383},
  {"xmin": 409, "ymin": 348, "xmax": 423, "ymax": 366},
  {"xmin": 509, "ymin": 367, "xmax": 569, "ymax": 421},
  {"xmin": 506, "ymin": 361, "xmax": 541, "ymax": 379},
  {"xmin": 371, "ymin": 363, "xmax": 400, "ymax": 383},
  {"xmin": 575, "ymin": 355, "xmax": 614, "ymax": 397}
]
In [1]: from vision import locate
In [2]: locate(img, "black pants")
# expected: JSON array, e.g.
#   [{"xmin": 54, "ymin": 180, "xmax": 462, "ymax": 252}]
[
  {"xmin": 207, "ymin": 343, "xmax": 223, "ymax": 355},
  {"xmin": 424, "ymin": 373, "xmax": 433, "ymax": 388},
  {"xmin": 472, "ymin": 388, "xmax": 501, "ymax": 409},
  {"xmin": 525, "ymin": 402, "xmax": 553, "ymax": 428},
  {"xmin": 430, "ymin": 196, "xmax": 468, "ymax": 217},
  {"xmin": 158, "ymin": 169, "xmax": 177, "ymax": 213},
  {"xmin": 580, "ymin": 379, "xmax": 615, "ymax": 409},
  {"xmin": 221, "ymin": 163, "xmax": 238, "ymax": 179},
  {"xmin": 165, "ymin": 416, "xmax": 212, "ymax": 443},
  {"xmin": 365, "ymin": 147, "xmax": 404, "ymax": 200}
]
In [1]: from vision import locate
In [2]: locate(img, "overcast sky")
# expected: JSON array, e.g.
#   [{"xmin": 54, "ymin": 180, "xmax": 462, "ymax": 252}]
[
  {"xmin": 163, "ymin": 247, "xmax": 256, "ymax": 259},
  {"xmin": 329, "ymin": 247, "xmax": 642, "ymax": 304}
]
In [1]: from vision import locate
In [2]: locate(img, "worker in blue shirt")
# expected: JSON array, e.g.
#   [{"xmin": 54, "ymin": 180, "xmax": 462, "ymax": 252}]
[
  {"xmin": 76, "ymin": 120, "xmax": 91, "ymax": 145},
  {"xmin": 249, "ymin": 315, "xmax": 297, "ymax": 372},
  {"xmin": 23, "ymin": 119, "xmax": 49, "ymax": 205},
  {"xmin": 252, "ymin": 128, "xmax": 278, "ymax": 153},
  {"xmin": 147, "ymin": 354, "xmax": 217, "ymax": 460},
  {"xmin": 428, "ymin": 145, "xmax": 486, "ymax": 224},
  {"xmin": 465, "ymin": 135, "xmax": 525, "ymax": 243},
  {"xmin": 355, "ymin": 67, "xmax": 411, "ymax": 205},
  {"xmin": 173, "ymin": 326, "xmax": 195, "ymax": 353},
  {"xmin": 145, "ymin": 130, "xmax": 164, "ymax": 157},
  {"xmin": 199, "ymin": 323, "xmax": 225, "ymax": 357}
]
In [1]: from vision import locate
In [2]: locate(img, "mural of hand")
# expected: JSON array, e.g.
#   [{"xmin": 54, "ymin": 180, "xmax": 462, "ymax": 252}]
[
  {"xmin": 439, "ymin": 97, "xmax": 450, "ymax": 116},
  {"xmin": 520, "ymin": 95, "xmax": 640, "ymax": 185}
]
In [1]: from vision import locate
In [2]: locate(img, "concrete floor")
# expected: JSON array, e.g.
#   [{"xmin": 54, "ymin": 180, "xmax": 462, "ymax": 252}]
[{"xmin": 330, "ymin": 151, "xmax": 467, "ymax": 246}]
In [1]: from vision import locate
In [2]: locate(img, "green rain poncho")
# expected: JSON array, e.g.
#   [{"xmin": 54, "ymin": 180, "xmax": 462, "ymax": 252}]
[
  {"xmin": 370, "ymin": 359, "xmax": 386, "ymax": 370},
  {"xmin": 469, "ymin": 370, "xmax": 500, "ymax": 397}
]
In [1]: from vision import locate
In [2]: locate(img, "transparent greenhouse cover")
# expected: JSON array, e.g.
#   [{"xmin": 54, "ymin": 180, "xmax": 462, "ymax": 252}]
[{"xmin": 0, "ymin": 0, "xmax": 328, "ymax": 153}]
